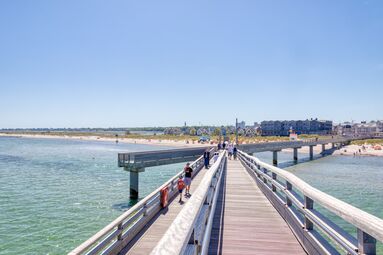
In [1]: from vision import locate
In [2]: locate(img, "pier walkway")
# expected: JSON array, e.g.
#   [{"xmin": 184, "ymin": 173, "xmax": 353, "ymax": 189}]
[
  {"xmin": 119, "ymin": 166, "xmax": 209, "ymax": 255},
  {"xmin": 208, "ymin": 159, "xmax": 306, "ymax": 255}
]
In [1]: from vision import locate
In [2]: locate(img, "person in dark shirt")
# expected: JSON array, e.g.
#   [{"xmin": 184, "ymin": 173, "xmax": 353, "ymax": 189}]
[
  {"xmin": 184, "ymin": 163, "xmax": 193, "ymax": 196},
  {"xmin": 203, "ymin": 150, "xmax": 210, "ymax": 169}
]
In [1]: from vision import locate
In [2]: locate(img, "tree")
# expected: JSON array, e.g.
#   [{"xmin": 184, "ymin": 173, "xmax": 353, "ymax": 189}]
[
  {"xmin": 213, "ymin": 127, "xmax": 221, "ymax": 136},
  {"xmin": 189, "ymin": 128, "xmax": 197, "ymax": 136}
]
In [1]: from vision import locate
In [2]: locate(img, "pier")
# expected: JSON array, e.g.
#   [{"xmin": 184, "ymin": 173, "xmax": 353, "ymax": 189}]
[{"xmin": 70, "ymin": 137, "xmax": 383, "ymax": 255}]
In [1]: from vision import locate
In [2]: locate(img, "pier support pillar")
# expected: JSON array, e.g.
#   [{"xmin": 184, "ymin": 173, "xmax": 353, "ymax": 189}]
[
  {"xmin": 357, "ymin": 229, "xmax": 376, "ymax": 255},
  {"xmin": 309, "ymin": 146, "xmax": 314, "ymax": 160},
  {"xmin": 293, "ymin": 148, "xmax": 299, "ymax": 163},
  {"xmin": 332, "ymin": 143, "xmax": 335, "ymax": 149},
  {"xmin": 273, "ymin": 151, "xmax": 278, "ymax": 166},
  {"xmin": 321, "ymin": 144, "xmax": 326, "ymax": 154},
  {"xmin": 125, "ymin": 167, "xmax": 145, "ymax": 200}
]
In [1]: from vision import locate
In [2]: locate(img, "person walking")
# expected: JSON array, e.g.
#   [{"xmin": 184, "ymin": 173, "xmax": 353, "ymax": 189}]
[
  {"xmin": 233, "ymin": 146, "xmax": 238, "ymax": 160},
  {"xmin": 228, "ymin": 144, "xmax": 234, "ymax": 160},
  {"xmin": 203, "ymin": 150, "xmax": 210, "ymax": 169},
  {"xmin": 184, "ymin": 163, "xmax": 193, "ymax": 196},
  {"xmin": 177, "ymin": 176, "xmax": 185, "ymax": 202},
  {"xmin": 213, "ymin": 152, "xmax": 219, "ymax": 163}
]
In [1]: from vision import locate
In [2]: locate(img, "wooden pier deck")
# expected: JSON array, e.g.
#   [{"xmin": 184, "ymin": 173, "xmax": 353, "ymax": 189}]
[
  {"xmin": 119, "ymin": 167, "xmax": 209, "ymax": 255},
  {"xmin": 208, "ymin": 159, "xmax": 306, "ymax": 255}
]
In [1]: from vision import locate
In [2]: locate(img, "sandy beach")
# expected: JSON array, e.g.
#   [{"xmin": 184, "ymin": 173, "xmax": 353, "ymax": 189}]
[
  {"xmin": 332, "ymin": 144, "xmax": 383, "ymax": 157},
  {"xmin": 282, "ymin": 144, "xmax": 383, "ymax": 157},
  {"xmin": 2, "ymin": 133, "xmax": 382, "ymax": 157},
  {"xmin": 0, "ymin": 133, "xmax": 208, "ymax": 148}
]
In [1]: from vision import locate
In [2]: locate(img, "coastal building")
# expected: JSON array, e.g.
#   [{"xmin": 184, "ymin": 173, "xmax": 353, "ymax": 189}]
[
  {"xmin": 163, "ymin": 127, "xmax": 182, "ymax": 135},
  {"xmin": 260, "ymin": 119, "xmax": 333, "ymax": 136},
  {"xmin": 238, "ymin": 121, "xmax": 246, "ymax": 129},
  {"xmin": 334, "ymin": 120, "xmax": 383, "ymax": 137}
]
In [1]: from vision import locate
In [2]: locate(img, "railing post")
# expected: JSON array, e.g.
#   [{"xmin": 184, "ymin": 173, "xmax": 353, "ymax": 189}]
[
  {"xmin": 272, "ymin": 173, "xmax": 277, "ymax": 192},
  {"xmin": 304, "ymin": 196, "xmax": 314, "ymax": 230},
  {"xmin": 143, "ymin": 203, "xmax": 148, "ymax": 217},
  {"xmin": 357, "ymin": 229, "xmax": 376, "ymax": 255},
  {"xmin": 117, "ymin": 222, "xmax": 123, "ymax": 241},
  {"xmin": 285, "ymin": 181, "xmax": 292, "ymax": 207},
  {"xmin": 262, "ymin": 168, "xmax": 268, "ymax": 184}
]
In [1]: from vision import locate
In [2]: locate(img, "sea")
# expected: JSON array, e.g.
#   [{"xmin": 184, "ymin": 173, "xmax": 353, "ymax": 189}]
[{"xmin": 0, "ymin": 136, "xmax": 382, "ymax": 254}]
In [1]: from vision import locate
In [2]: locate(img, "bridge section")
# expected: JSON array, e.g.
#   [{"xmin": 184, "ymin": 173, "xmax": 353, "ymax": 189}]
[{"xmin": 208, "ymin": 159, "xmax": 306, "ymax": 255}]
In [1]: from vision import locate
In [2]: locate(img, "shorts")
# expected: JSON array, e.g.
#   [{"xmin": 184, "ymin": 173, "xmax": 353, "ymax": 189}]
[
  {"xmin": 178, "ymin": 189, "xmax": 183, "ymax": 193},
  {"xmin": 184, "ymin": 177, "xmax": 191, "ymax": 186}
]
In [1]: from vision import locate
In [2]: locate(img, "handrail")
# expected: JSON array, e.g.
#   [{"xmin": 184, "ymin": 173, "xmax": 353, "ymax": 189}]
[
  {"xmin": 150, "ymin": 151, "xmax": 227, "ymax": 255},
  {"xmin": 69, "ymin": 148, "xmax": 215, "ymax": 255},
  {"xmin": 237, "ymin": 150, "xmax": 383, "ymax": 254}
]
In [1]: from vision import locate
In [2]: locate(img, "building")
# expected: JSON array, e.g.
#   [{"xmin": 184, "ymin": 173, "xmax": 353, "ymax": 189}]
[
  {"xmin": 238, "ymin": 121, "xmax": 246, "ymax": 129},
  {"xmin": 335, "ymin": 121, "xmax": 383, "ymax": 137},
  {"xmin": 260, "ymin": 119, "xmax": 333, "ymax": 136}
]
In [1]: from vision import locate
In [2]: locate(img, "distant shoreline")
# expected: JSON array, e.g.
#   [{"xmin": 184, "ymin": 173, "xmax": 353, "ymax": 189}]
[
  {"xmin": 1, "ymin": 133, "xmax": 382, "ymax": 157},
  {"xmin": 0, "ymin": 133, "xmax": 205, "ymax": 148}
]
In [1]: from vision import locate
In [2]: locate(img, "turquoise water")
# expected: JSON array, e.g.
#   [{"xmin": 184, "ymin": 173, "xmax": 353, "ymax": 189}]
[
  {"xmin": 1, "ymin": 138, "xmax": 382, "ymax": 254},
  {"xmin": 256, "ymin": 150, "xmax": 383, "ymax": 252},
  {"xmin": 0, "ymin": 137, "xmax": 184, "ymax": 255}
]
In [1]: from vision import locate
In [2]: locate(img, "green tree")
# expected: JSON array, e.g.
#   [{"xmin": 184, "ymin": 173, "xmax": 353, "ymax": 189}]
[{"xmin": 213, "ymin": 127, "xmax": 221, "ymax": 136}]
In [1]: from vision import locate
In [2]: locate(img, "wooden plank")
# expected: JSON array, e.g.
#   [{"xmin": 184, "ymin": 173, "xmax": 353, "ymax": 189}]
[{"xmin": 208, "ymin": 159, "xmax": 306, "ymax": 255}]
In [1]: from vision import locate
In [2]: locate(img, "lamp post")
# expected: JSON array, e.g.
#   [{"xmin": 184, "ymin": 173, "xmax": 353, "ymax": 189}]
[{"xmin": 235, "ymin": 118, "xmax": 239, "ymax": 145}]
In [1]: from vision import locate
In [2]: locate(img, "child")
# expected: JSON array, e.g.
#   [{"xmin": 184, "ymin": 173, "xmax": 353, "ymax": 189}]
[{"xmin": 177, "ymin": 176, "xmax": 185, "ymax": 202}]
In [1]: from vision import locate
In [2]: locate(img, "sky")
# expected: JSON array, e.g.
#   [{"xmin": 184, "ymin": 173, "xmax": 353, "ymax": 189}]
[{"xmin": 0, "ymin": 0, "xmax": 382, "ymax": 128}]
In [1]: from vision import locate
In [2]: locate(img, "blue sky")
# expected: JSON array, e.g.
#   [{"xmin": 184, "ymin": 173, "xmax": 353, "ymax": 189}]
[{"xmin": 0, "ymin": 0, "xmax": 382, "ymax": 128}]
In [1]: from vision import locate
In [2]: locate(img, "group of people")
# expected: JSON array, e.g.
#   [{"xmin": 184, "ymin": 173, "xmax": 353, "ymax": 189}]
[
  {"xmin": 177, "ymin": 162, "xmax": 193, "ymax": 202},
  {"xmin": 177, "ymin": 148, "xmax": 219, "ymax": 202},
  {"xmin": 177, "ymin": 142, "xmax": 238, "ymax": 203},
  {"xmin": 217, "ymin": 141, "xmax": 237, "ymax": 160}
]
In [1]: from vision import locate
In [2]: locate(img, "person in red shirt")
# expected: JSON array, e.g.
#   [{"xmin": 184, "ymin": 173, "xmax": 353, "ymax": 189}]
[{"xmin": 177, "ymin": 176, "xmax": 185, "ymax": 202}]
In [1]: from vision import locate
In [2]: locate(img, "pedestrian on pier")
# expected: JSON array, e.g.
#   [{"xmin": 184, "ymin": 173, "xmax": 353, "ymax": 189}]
[
  {"xmin": 203, "ymin": 150, "xmax": 210, "ymax": 169},
  {"xmin": 228, "ymin": 144, "xmax": 234, "ymax": 159},
  {"xmin": 217, "ymin": 143, "xmax": 222, "ymax": 150},
  {"xmin": 213, "ymin": 152, "xmax": 219, "ymax": 163},
  {"xmin": 233, "ymin": 146, "xmax": 238, "ymax": 160},
  {"xmin": 177, "ymin": 176, "xmax": 185, "ymax": 202},
  {"xmin": 184, "ymin": 163, "xmax": 193, "ymax": 196}
]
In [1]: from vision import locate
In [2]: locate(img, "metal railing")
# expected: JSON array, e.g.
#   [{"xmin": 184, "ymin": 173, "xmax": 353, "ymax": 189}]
[
  {"xmin": 237, "ymin": 150, "xmax": 383, "ymax": 255},
  {"xmin": 150, "ymin": 151, "xmax": 227, "ymax": 255},
  {"xmin": 69, "ymin": 149, "xmax": 214, "ymax": 255}
]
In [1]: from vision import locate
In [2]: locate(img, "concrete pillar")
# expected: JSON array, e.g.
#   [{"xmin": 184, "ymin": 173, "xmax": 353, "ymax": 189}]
[
  {"xmin": 321, "ymin": 144, "xmax": 326, "ymax": 154},
  {"xmin": 293, "ymin": 148, "xmax": 298, "ymax": 162},
  {"xmin": 332, "ymin": 143, "xmax": 335, "ymax": 149},
  {"xmin": 273, "ymin": 151, "xmax": 278, "ymax": 166},
  {"xmin": 125, "ymin": 167, "xmax": 145, "ymax": 200},
  {"xmin": 130, "ymin": 171, "xmax": 139, "ymax": 199},
  {"xmin": 309, "ymin": 146, "xmax": 314, "ymax": 160}
]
